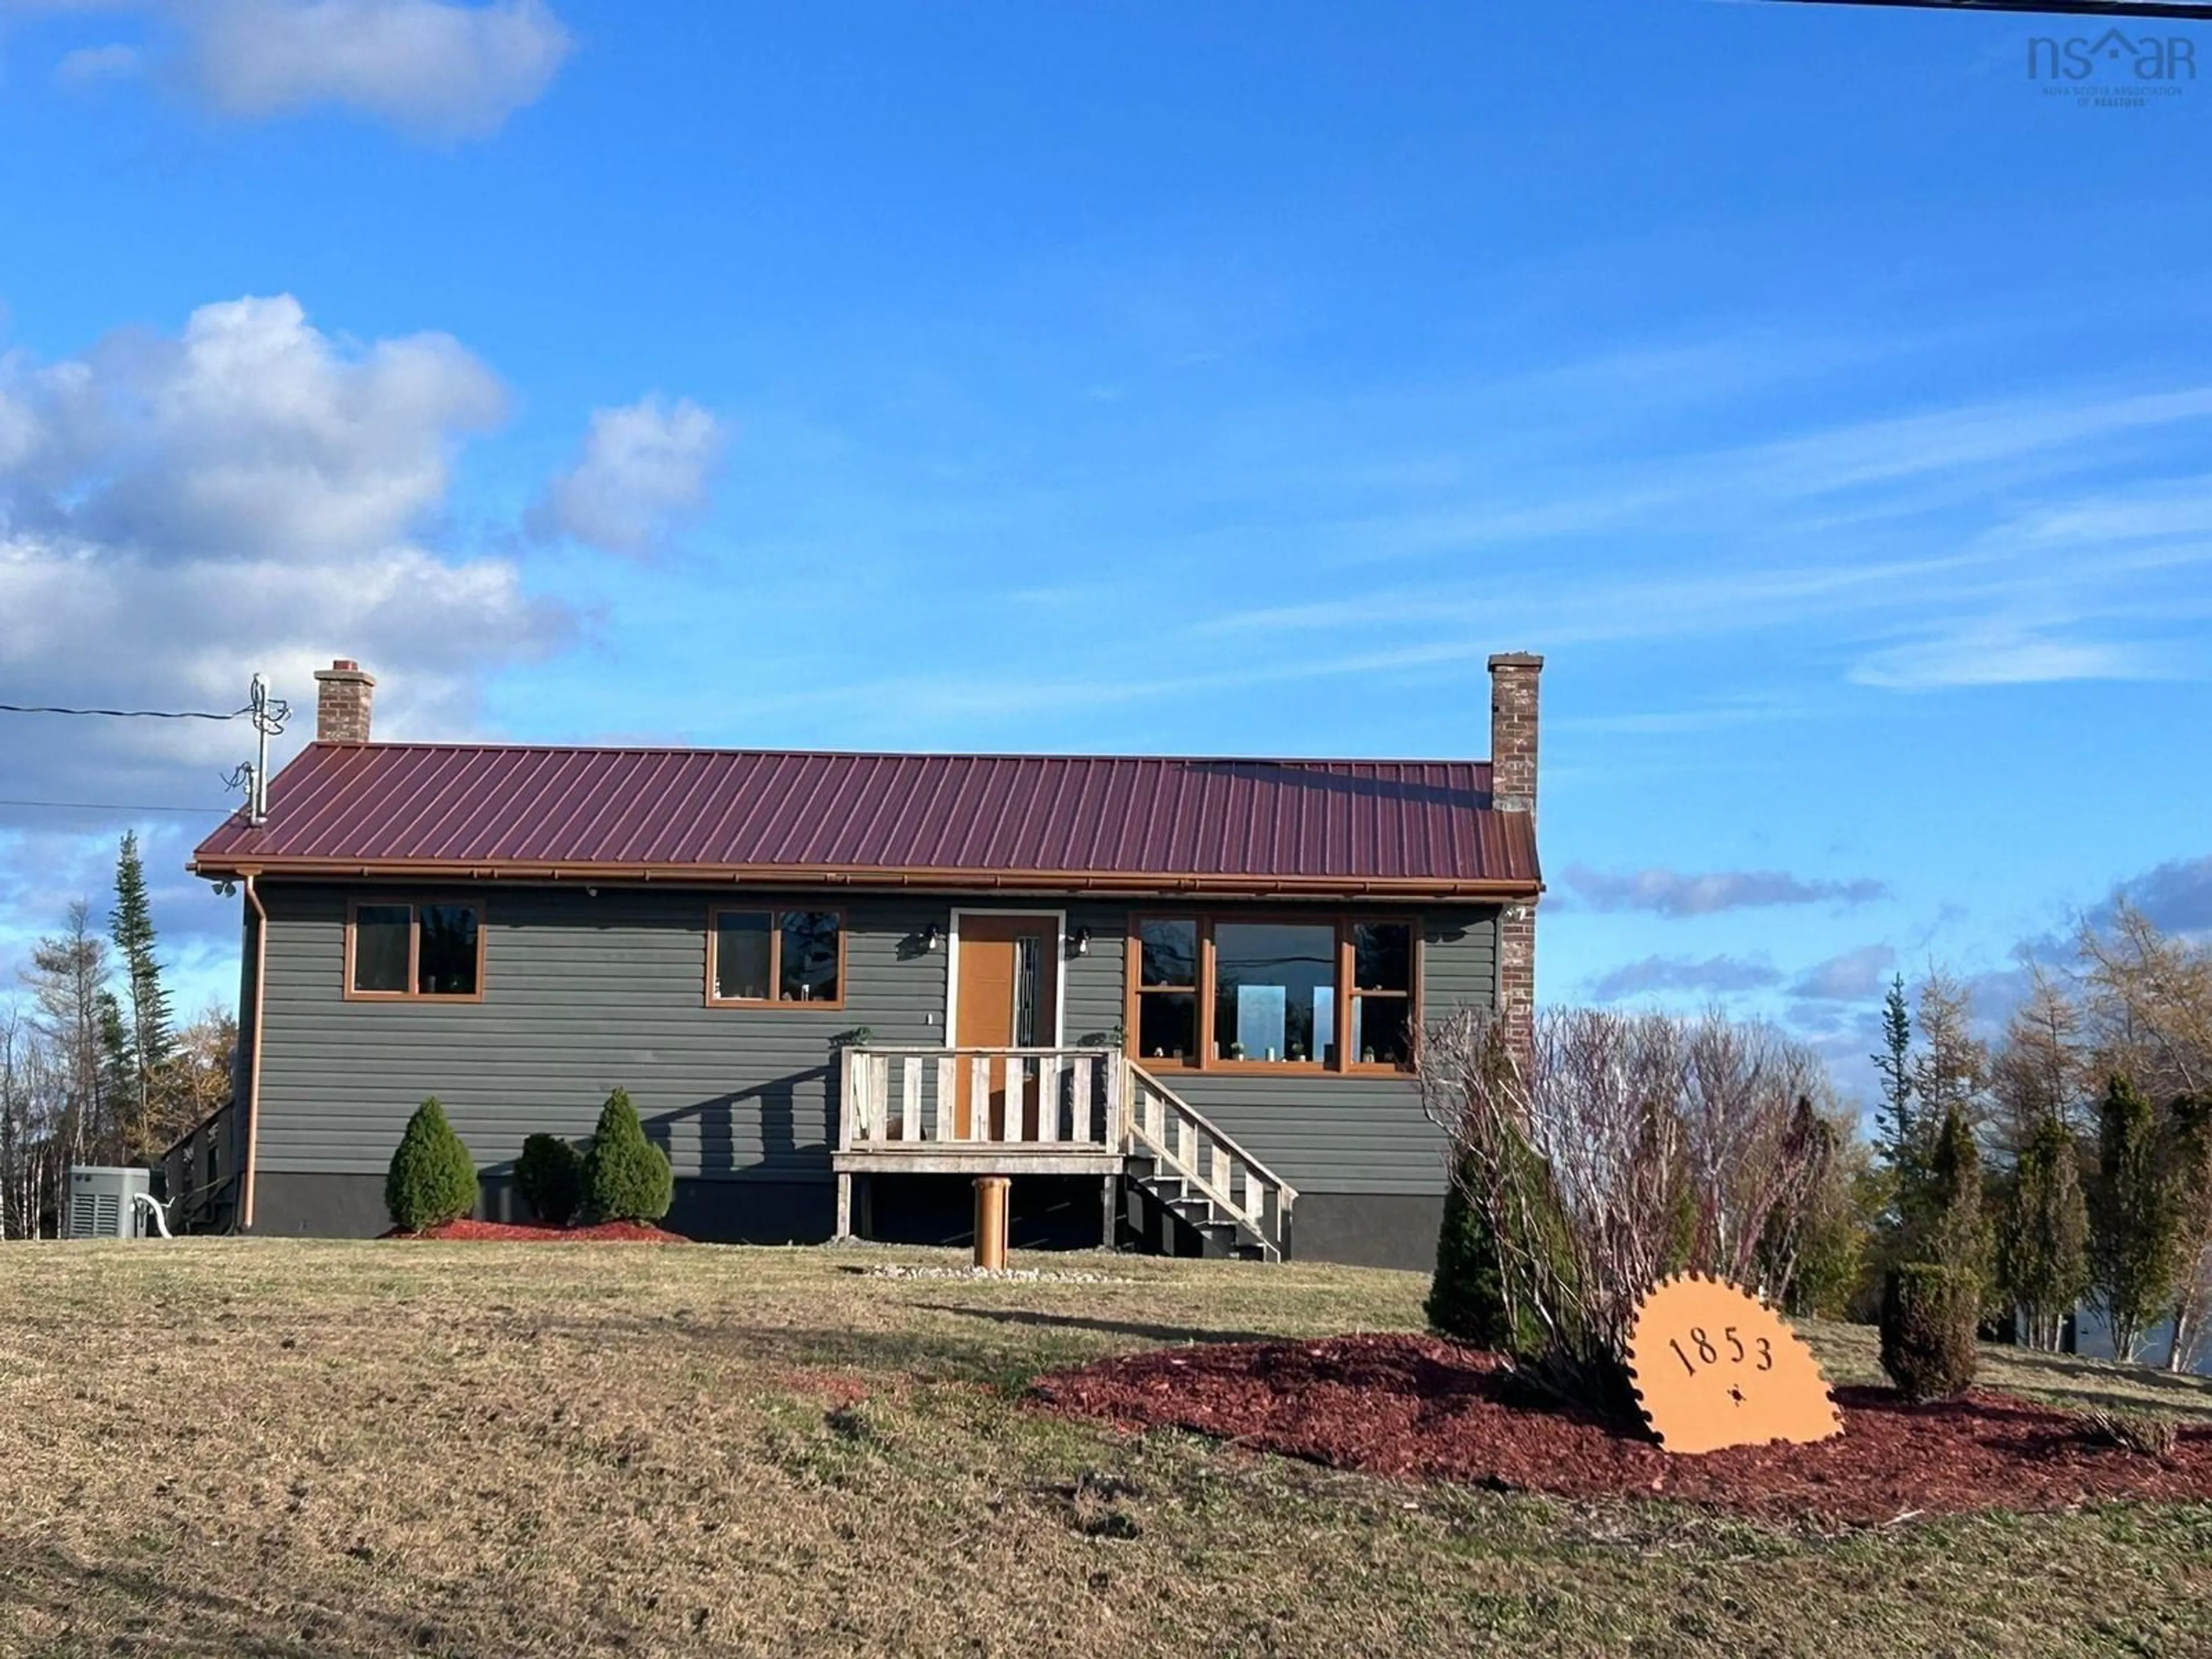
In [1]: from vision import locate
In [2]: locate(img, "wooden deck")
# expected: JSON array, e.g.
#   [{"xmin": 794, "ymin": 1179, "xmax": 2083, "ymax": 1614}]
[{"xmin": 832, "ymin": 1046, "xmax": 1298, "ymax": 1259}]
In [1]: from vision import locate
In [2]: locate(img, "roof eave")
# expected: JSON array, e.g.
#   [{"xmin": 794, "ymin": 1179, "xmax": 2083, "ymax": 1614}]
[{"xmin": 184, "ymin": 854, "xmax": 1543, "ymax": 902}]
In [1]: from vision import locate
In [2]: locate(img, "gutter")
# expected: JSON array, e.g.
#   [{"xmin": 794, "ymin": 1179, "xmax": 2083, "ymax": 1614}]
[
  {"xmin": 240, "ymin": 873, "xmax": 268, "ymax": 1232},
  {"xmin": 185, "ymin": 857, "xmax": 1543, "ymax": 903}
]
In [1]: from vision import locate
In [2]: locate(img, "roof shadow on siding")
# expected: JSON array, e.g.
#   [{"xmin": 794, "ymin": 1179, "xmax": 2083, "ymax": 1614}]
[{"xmin": 642, "ymin": 1073, "xmax": 828, "ymax": 1176}]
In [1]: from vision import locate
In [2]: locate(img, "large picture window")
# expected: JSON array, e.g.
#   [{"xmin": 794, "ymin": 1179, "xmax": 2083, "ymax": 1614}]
[
  {"xmin": 346, "ymin": 901, "xmax": 483, "ymax": 999},
  {"xmin": 709, "ymin": 908, "xmax": 845, "ymax": 1007},
  {"xmin": 1126, "ymin": 914, "xmax": 1420, "ymax": 1074},
  {"xmin": 1214, "ymin": 922, "xmax": 1336, "ymax": 1066}
]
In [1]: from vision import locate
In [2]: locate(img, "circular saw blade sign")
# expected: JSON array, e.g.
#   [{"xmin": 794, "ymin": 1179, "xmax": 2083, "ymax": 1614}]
[{"xmin": 1625, "ymin": 1273, "xmax": 1841, "ymax": 1456}]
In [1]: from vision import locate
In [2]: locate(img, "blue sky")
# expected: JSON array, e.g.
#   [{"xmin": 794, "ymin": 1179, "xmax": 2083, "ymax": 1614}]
[{"xmin": 2, "ymin": 0, "xmax": 2209, "ymax": 1095}]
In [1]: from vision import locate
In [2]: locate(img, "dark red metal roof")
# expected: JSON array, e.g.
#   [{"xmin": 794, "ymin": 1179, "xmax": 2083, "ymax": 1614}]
[{"xmin": 190, "ymin": 743, "xmax": 1540, "ymax": 895}]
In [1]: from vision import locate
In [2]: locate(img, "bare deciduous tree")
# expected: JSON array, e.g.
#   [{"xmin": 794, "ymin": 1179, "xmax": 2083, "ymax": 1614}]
[
  {"xmin": 2076, "ymin": 902, "xmax": 2210, "ymax": 1103},
  {"xmin": 1910, "ymin": 969, "xmax": 1990, "ymax": 1145},
  {"xmin": 1, "ymin": 1003, "xmax": 66, "ymax": 1240},
  {"xmin": 1421, "ymin": 1005, "xmax": 1833, "ymax": 1408},
  {"xmin": 1989, "ymin": 964, "xmax": 2086, "ymax": 1154}
]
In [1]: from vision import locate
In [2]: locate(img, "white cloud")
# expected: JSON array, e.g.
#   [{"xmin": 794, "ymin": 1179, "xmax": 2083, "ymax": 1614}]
[
  {"xmin": 1787, "ymin": 944, "xmax": 1899, "ymax": 1004},
  {"xmin": 2103, "ymin": 855, "xmax": 2212, "ymax": 943},
  {"xmin": 20, "ymin": 1, "xmax": 571, "ymax": 139},
  {"xmin": 1588, "ymin": 954, "xmax": 1783, "ymax": 1002},
  {"xmin": 53, "ymin": 42, "xmax": 143, "ymax": 86},
  {"xmin": 1167, "ymin": 371, "xmax": 2212, "ymax": 701},
  {"xmin": 1564, "ymin": 864, "xmax": 1889, "ymax": 919},
  {"xmin": 0, "ymin": 294, "xmax": 570, "ymax": 819},
  {"xmin": 1847, "ymin": 621, "xmax": 2175, "ymax": 691},
  {"xmin": 8, "ymin": 293, "xmax": 508, "ymax": 559},
  {"xmin": 532, "ymin": 394, "xmax": 726, "ymax": 557}
]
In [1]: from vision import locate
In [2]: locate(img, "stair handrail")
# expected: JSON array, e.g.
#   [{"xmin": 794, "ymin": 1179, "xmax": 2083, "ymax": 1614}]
[{"xmin": 1123, "ymin": 1060, "xmax": 1298, "ymax": 1256}]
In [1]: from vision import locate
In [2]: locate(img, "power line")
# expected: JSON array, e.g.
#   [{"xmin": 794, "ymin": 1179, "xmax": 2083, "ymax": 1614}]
[
  {"xmin": 0, "ymin": 798, "xmax": 233, "ymax": 815},
  {"xmin": 0, "ymin": 701, "xmax": 256, "ymax": 721}
]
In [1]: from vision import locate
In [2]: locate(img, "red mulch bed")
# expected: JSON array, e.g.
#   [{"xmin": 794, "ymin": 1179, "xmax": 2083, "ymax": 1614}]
[
  {"xmin": 382, "ymin": 1218, "xmax": 690, "ymax": 1244},
  {"xmin": 1030, "ymin": 1333, "xmax": 2212, "ymax": 1525}
]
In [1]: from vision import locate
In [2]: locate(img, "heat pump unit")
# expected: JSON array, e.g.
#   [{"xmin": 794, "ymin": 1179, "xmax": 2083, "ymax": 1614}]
[{"xmin": 65, "ymin": 1165, "xmax": 154, "ymax": 1240}]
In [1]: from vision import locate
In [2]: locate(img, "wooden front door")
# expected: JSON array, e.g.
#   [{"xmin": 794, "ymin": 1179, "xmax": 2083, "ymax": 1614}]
[{"xmin": 953, "ymin": 914, "xmax": 1059, "ymax": 1139}]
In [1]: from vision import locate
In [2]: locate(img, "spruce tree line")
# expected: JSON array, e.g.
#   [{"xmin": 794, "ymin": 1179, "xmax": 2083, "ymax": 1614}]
[{"xmin": 1871, "ymin": 947, "xmax": 2212, "ymax": 1378}]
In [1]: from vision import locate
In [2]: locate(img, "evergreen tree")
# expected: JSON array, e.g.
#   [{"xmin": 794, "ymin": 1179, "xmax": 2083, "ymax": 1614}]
[
  {"xmin": 1880, "ymin": 1263, "xmax": 1979, "ymax": 1403},
  {"xmin": 2162, "ymin": 1094, "xmax": 2212, "ymax": 1370},
  {"xmin": 1998, "ymin": 1114, "xmax": 2090, "ymax": 1351},
  {"xmin": 516, "ymin": 1134, "xmax": 585, "ymax": 1228},
  {"xmin": 2088, "ymin": 1072, "xmax": 2184, "ymax": 1362},
  {"xmin": 1922, "ymin": 1104, "xmax": 1993, "ymax": 1291},
  {"xmin": 1873, "ymin": 974, "xmax": 1916, "ymax": 1182},
  {"xmin": 109, "ymin": 832, "xmax": 175, "ymax": 1157},
  {"xmin": 96, "ymin": 991, "xmax": 135, "ymax": 1131},
  {"xmin": 384, "ymin": 1097, "xmax": 479, "ymax": 1233},
  {"xmin": 1428, "ymin": 1154, "xmax": 1523, "ymax": 1349},
  {"xmin": 584, "ymin": 1088, "xmax": 673, "ymax": 1224}
]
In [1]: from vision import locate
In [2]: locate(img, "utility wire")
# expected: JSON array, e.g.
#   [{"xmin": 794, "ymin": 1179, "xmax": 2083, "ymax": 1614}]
[
  {"xmin": 0, "ymin": 798, "xmax": 233, "ymax": 815},
  {"xmin": 0, "ymin": 701, "xmax": 256, "ymax": 721}
]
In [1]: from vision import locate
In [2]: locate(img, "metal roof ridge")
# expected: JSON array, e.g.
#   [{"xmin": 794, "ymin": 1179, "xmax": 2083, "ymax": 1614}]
[{"xmin": 298, "ymin": 738, "xmax": 1494, "ymax": 768}]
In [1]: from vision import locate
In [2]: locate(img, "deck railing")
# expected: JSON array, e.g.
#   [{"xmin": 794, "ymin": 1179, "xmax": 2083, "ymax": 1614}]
[
  {"xmin": 838, "ymin": 1045, "xmax": 1125, "ymax": 1154},
  {"xmin": 836, "ymin": 1046, "xmax": 1299, "ymax": 1259},
  {"xmin": 1124, "ymin": 1061, "xmax": 1297, "ymax": 1256}
]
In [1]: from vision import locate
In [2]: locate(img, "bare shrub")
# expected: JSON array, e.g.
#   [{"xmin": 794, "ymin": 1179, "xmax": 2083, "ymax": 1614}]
[
  {"xmin": 1420, "ymin": 1006, "xmax": 1834, "ymax": 1409},
  {"xmin": 2075, "ymin": 1406, "xmax": 2180, "ymax": 1460}
]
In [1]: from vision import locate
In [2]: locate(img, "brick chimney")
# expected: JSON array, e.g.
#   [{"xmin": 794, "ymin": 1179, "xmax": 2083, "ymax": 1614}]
[
  {"xmin": 313, "ymin": 658, "xmax": 376, "ymax": 743},
  {"xmin": 1487, "ymin": 652, "xmax": 1543, "ymax": 1052},
  {"xmin": 1487, "ymin": 652, "xmax": 1542, "ymax": 816}
]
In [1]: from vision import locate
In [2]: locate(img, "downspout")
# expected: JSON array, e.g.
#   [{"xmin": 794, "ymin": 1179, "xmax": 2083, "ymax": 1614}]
[{"xmin": 241, "ymin": 873, "xmax": 268, "ymax": 1232}]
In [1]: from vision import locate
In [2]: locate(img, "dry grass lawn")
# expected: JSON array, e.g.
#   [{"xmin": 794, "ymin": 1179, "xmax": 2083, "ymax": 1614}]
[{"xmin": 4, "ymin": 1239, "xmax": 2211, "ymax": 1658}]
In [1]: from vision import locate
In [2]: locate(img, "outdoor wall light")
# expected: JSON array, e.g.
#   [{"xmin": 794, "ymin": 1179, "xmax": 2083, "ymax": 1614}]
[
  {"xmin": 921, "ymin": 923, "xmax": 942, "ymax": 952},
  {"xmin": 1071, "ymin": 927, "xmax": 1092, "ymax": 957}
]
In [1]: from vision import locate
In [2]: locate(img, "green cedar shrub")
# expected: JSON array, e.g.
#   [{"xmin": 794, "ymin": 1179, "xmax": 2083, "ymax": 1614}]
[
  {"xmin": 1427, "ymin": 1129, "xmax": 1577, "ymax": 1365},
  {"xmin": 584, "ymin": 1087, "xmax": 673, "ymax": 1224},
  {"xmin": 384, "ymin": 1097, "xmax": 479, "ymax": 1233},
  {"xmin": 1880, "ymin": 1262, "xmax": 1979, "ymax": 1402},
  {"xmin": 1997, "ymin": 1114, "xmax": 2091, "ymax": 1350},
  {"xmin": 2089, "ymin": 1071, "xmax": 2186, "ymax": 1361},
  {"xmin": 516, "ymin": 1133, "xmax": 585, "ymax": 1227},
  {"xmin": 1427, "ymin": 1156, "xmax": 1522, "ymax": 1350},
  {"xmin": 1922, "ymin": 1104, "xmax": 1993, "ymax": 1287}
]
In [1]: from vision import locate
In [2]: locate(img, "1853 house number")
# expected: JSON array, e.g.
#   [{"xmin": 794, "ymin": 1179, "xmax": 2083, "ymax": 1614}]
[
  {"xmin": 1625, "ymin": 1274, "xmax": 1843, "ymax": 1455},
  {"xmin": 1666, "ymin": 1324, "xmax": 1774, "ymax": 1377}
]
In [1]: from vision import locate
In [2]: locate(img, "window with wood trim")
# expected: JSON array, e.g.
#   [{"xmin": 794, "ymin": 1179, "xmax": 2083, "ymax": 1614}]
[
  {"xmin": 347, "ymin": 901, "xmax": 483, "ymax": 999},
  {"xmin": 709, "ymin": 908, "xmax": 845, "ymax": 1006},
  {"xmin": 1134, "ymin": 918, "xmax": 1199, "ymax": 1065},
  {"xmin": 1349, "ymin": 920, "xmax": 1416, "ymax": 1069},
  {"xmin": 1125, "ymin": 914, "xmax": 1421, "ymax": 1074}
]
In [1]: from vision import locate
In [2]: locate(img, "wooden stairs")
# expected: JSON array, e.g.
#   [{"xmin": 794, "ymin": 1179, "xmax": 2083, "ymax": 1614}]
[{"xmin": 1122, "ymin": 1062, "xmax": 1297, "ymax": 1262}]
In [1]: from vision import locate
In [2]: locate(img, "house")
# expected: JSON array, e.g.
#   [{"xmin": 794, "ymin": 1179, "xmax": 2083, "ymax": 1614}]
[{"xmin": 177, "ymin": 653, "xmax": 1545, "ymax": 1269}]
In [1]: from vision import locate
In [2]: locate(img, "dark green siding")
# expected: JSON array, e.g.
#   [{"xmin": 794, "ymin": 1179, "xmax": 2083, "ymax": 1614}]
[{"xmin": 252, "ymin": 885, "xmax": 1498, "ymax": 1199}]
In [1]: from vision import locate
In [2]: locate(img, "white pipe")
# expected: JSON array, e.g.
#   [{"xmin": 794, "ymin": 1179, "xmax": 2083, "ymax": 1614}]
[{"xmin": 132, "ymin": 1192, "xmax": 174, "ymax": 1240}]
